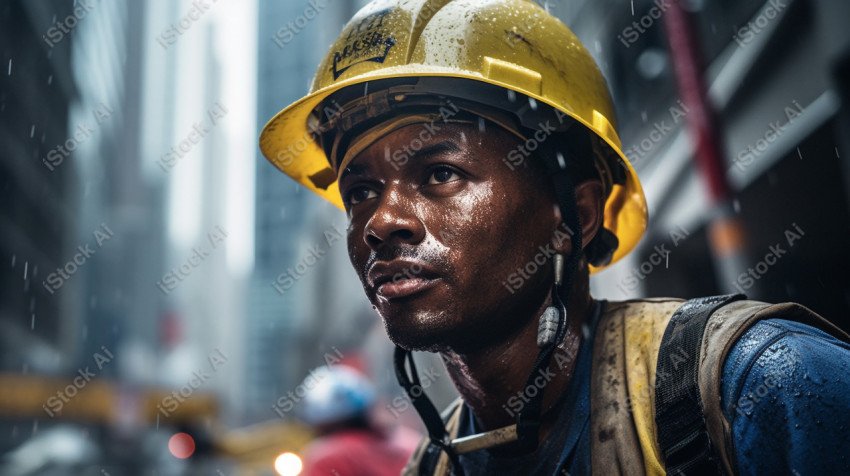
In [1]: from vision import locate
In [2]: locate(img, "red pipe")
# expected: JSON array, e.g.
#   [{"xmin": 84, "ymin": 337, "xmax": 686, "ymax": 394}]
[{"xmin": 663, "ymin": 0, "xmax": 732, "ymax": 203}]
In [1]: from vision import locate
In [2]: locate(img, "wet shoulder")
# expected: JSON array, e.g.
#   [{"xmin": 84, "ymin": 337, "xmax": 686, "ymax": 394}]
[{"xmin": 721, "ymin": 318, "xmax": 850, "ymax": 473}]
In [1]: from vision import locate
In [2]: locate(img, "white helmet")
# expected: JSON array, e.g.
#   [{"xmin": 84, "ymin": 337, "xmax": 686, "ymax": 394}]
[{"xmin": 298, "ymin": 365, "xmax": 376, "ymax": 427}]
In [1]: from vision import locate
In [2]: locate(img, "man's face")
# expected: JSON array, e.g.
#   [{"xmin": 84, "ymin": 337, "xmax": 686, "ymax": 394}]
[{"xmin": 339, "ymin": 121, "xmax": 563, "ymax": 353}]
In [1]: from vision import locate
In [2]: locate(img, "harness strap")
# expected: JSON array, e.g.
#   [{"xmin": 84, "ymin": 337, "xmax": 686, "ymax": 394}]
[
  {"xmin": 654, "ymin": 294, "xmax": 745, "ymax": 474},
  {"xmin": 395, "ymin": 347, "xmax": 465, "ymax": 475}
]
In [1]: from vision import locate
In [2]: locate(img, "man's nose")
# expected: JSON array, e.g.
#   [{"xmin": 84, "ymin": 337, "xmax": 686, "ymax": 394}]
[{"xmin": 363, "ymin": 187, "xmax": 426, "ymax": 250}]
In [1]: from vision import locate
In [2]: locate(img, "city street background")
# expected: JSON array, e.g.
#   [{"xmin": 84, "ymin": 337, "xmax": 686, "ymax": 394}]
[{"xmin": 2, "ymin": 0, "xmax": 850, "ymax": 474}]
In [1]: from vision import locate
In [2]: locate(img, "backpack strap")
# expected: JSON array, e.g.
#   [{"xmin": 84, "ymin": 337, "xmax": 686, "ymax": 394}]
[{"xmin": 654, "ymin": 294, "xmax": 745, "ymax": 474}]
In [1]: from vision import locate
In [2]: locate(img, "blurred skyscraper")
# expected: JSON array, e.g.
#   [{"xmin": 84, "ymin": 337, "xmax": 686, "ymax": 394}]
[
  {"xmin": 0, "ymin": 1, "xmax": 79, "ymax": 375},
  {"xmin": 251, "ymin": 0, "xmax": 364, "ymax": 422}
]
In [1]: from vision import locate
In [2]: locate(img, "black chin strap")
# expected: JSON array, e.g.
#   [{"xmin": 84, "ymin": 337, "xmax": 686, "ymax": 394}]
[
  {"xmin": 394, "ymin": 347, "xmax": 465, "ymax": 474},
  {"xmin": 515, "ymin": 145, "xmax": 583, "ymax": 452}
]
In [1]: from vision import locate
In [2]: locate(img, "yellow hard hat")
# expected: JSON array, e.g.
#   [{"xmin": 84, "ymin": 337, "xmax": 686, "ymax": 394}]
[{"xmin": 259, "ymin": 0, "xmax": 647, "ymax": 272}]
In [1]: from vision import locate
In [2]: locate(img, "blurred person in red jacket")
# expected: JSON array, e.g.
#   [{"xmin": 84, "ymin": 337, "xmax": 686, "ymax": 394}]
[{"xmin": 298, "ymin": 365, "xmax": 413, "ymax": 476}]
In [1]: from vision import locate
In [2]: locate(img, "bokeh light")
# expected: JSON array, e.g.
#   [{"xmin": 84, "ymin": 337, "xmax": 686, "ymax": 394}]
[
  {"xmin": 274, "ymin": 452, "xmax": 303, "ymax": 476},
  {"xmin": 168, "ymin": 432, "xmax": 196, "ymax": 459}
]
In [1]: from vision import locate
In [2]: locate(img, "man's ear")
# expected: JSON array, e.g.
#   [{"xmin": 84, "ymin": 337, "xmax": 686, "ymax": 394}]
[{"xmin": 552, "ymin": 179, "xmax": 604, "ymax": 255}]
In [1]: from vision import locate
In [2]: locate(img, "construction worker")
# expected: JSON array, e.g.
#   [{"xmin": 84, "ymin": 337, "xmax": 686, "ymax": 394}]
[
  {"xmin": 298, "ymin": 365, "xmax": 414, "ymax": 475},
  {"xmin": 260, "ymin": 1, "xmax": 850, "ymax": 474}
]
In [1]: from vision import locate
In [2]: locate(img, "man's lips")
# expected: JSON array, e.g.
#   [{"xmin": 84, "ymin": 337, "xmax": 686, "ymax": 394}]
[{"xmin": 367, "ymin": 260, "xmax": 442, "ymax": 300}]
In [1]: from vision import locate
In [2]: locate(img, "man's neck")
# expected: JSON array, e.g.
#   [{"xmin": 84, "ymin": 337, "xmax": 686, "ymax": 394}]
[{"xmin": 440, "ymin": 279, "xmax": 594, "ymax": 437}]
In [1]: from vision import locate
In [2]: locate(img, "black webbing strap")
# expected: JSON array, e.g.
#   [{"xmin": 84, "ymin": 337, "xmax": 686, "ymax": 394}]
[
  {"xmin": 394, "ymin": 347, "xmax": 465, "ymax": 475},
  {"xmin": 655, "ymin": 293, "xmax": 745, "ymax": 475},
  {"xmin": 514, "ymin": 139, "xmax": 583, "ymax": 452}
]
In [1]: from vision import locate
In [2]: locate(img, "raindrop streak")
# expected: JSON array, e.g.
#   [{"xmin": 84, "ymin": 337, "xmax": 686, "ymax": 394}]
[
  {"xmin": 10, "ymin": 255, "xmax": 15, "ymax": 267},
  {"xmin": 478, "ymin": 117, "xmax": 486, "ymax": 132},
  {"xmin": 836, "ymin": 147, "xmax": 840, "ymax": 158},
  {"xmin": 7, "ymin": 59, "xmax": 11, "ymax": 76},
  {"xmin": 528, "ymin": 97, "xmax": 538, "ymax": 111},
  {"xmin": 797, "ymin": 147, "xmax": 803, "ymax": 160},
  {"xmin": 23, "ymin": 261, "xmax": 28, "ymax": 280},
  {"xmin": 30, "ymin": 125, "xmax": 35, "ymax": 138},
  {"xmin": 31, "ymin": 314, "xmax": 35, "ymax": 330},
  {"xmin": 556, "ymin": 151, "xmax": 566, "ymax": 169}
]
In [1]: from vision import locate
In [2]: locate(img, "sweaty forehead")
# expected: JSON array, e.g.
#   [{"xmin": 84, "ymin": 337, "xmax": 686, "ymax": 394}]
[
  {"xmin": 340, "ymin": 124, "xmax": 469, "ymax": 181},
  {"xmin": 347, "ymin": 121, "xmax": 516, "ymax": 167}
]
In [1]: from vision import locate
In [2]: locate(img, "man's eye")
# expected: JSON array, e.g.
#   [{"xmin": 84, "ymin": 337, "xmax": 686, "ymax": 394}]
[
  {"xmin": 427, "ymin": 166, "xmax": 461, "ymax": 185},
  {"xmin": 346, "ymin": 186, "xmax": 377, "ymax": 205}
]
